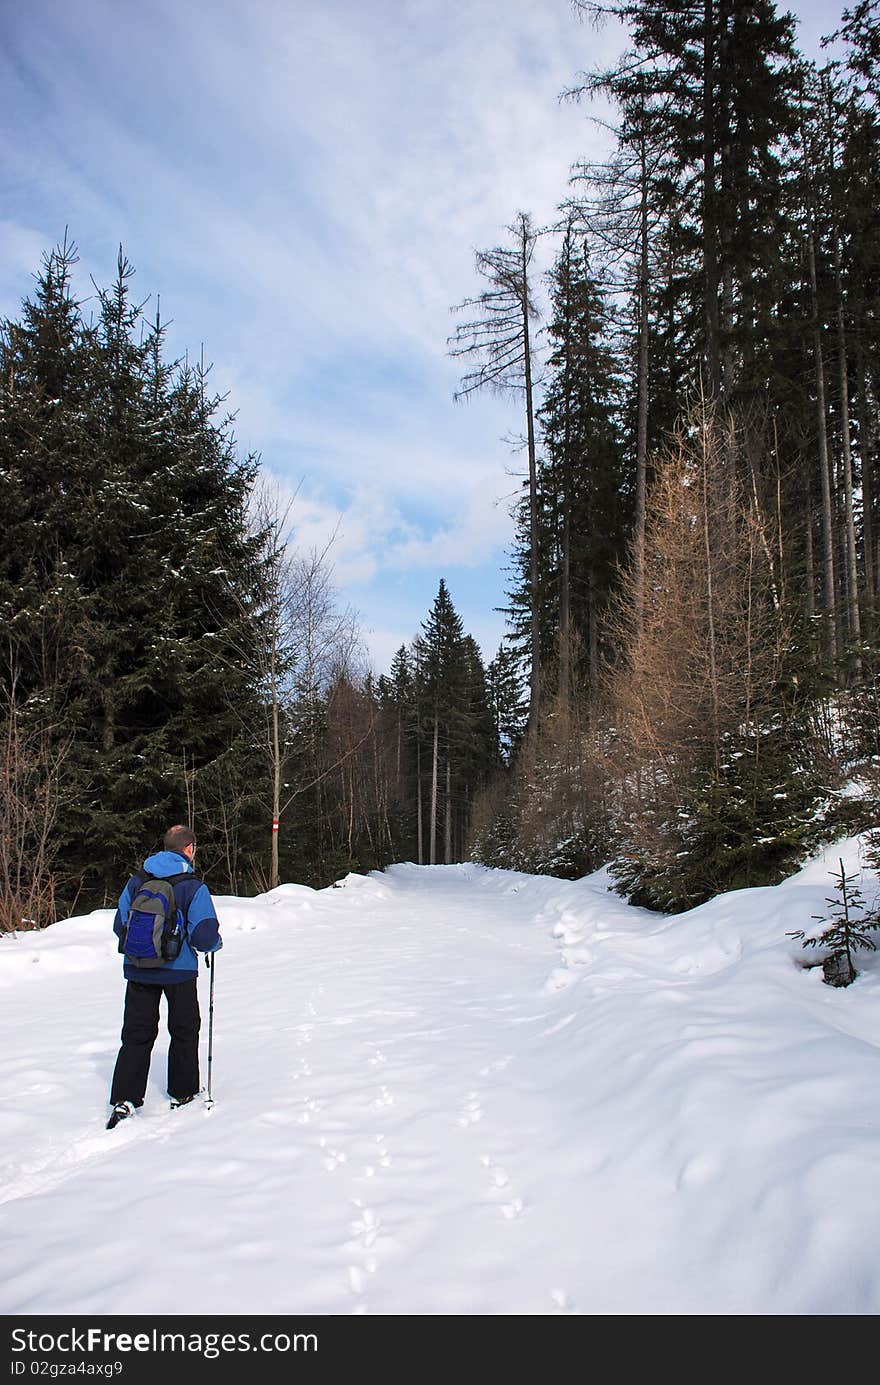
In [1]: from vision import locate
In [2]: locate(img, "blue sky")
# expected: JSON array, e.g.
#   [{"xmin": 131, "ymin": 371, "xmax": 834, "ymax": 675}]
[{"xmin": 1, "ymin": 0, "xmax": 837, "ymax": 673}]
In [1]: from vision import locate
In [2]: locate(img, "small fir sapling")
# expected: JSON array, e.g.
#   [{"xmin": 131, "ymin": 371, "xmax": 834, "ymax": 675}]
[{"xmin": 789, "ymin": 858, "xmax": 880, "ymax": 987}]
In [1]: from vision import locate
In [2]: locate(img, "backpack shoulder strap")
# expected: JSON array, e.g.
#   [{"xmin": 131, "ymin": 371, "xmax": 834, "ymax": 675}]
[{"xmin": 164, "ymin": 872, "xmax": 200, "ymax": 926}]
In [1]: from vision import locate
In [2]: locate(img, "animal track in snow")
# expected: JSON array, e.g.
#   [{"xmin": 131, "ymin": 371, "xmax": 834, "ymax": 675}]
[
  {"xmin": 372, "ymin": 1085, "xmax": 394, "ymax": 1110},
  {"xmin": 318, "ymin": 1137, "xmax": 348, "ymax": 1172},
  {"xmin": 457, "ymin": 1091, "xmax": 483, "ymax": 1127},
  {"xmin": 677, "ymin": 1153, "xmax": 722, "ymax": 1188},
  {"xmin": 362, "ymin": 1136, "xmax": 390, "ymax": 1178},
  {"xmin": 479, "ymin": 1153, "xmax": 523, "ymax": 1219},
  {"xmin": 349, "ymin": 1202, "xmax": 381, "ymax": 1249},
  {"xmin": 346, "ymin": 1200, "xmax": 381, "ymax": 1308},
  {"xmin": 551, "ymin": 1288, "xmax": 577, "ymax": 1313},
  {"xmin": 480, "ymin": 1154, "xmax": 510, "ymax": 1189},
  {"xmin": 479, "ymin": 1055, "xmax": 513, "ymax": 1078}
]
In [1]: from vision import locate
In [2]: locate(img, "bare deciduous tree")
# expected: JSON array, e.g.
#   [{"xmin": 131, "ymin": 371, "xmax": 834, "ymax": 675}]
[
  {"xmin": 602, "ymin": 404, "xmax": 791, "ymax": 894},
  {"xmin": 449, "ymin": 212, "xmax": 542, "ymax": 741},
  {"xmin": 0, "ymin": 660, "xmax": 70, "ymax": 931}
]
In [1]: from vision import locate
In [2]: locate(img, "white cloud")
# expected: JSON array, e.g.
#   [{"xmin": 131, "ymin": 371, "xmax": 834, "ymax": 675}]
[
  {"xmin": 260, "ymin": 463, "xmax": 514, "ymax": 588},
  {"xmin": 2, "ymin": 0, "xmax": 622, "ymax": 674}
]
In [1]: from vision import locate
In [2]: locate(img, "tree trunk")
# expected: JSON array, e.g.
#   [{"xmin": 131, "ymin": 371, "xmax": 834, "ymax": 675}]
[
  {"xmin": 270, "ymin": 641, "xmax": 281, "ymax": 890},
  {"xmin": 804, "ymin": 471, "xmax": 816, "ymax": 625},
  {"xmin": 634, "ymin": 129, "xmax": 650, "ymax": 622},
  {"xmin": 702, "ymin": 0, "xmax": 722, "ymax": 400},
  {"xmin": 429, "ymin": 714, "xmax": 439, "ymax": 865},
  {"xmin": 270, "ymin": 706, "xmax": 281, "ymax": 889},
  {"xmin": 444, "ymin": 758, "xmax": 452, "ymax": 864},
  {"xmin": 559, "ymin": 260, "xmax": 573, "ymax": 709},
  {"xmin": 856, "ymin": 335, "xmax": 876, "ymax": 629},
  {"xmin": 718, "ymin": 1, "xmax": 734, "ymax": 398},
  {"xmin": 588, "ymin": 564, "xmax": 599, "ymax": 696},
  {"xmin": 560, "ymin": 491, "xmax": 571, "ymax": 706},
  {"xmin": 522, "ymin": 235, "xmax": 541, "ymax": 744},
  {"xmin": 416, "ymin": 737, "xmax": 423, "ymax": 866},
  {"xmin": 807, "ymin": 222, "xmax": 839, "ymax": 664},
  {"xmin": 701, "ymin": 423, "xmax": 721, "ymax": 770},
  {"xmin": 833, "ymin": 234, "xmax": 861, "ymax": 657}
]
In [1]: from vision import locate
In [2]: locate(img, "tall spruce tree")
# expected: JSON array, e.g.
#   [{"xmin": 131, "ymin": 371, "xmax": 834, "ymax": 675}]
[
  {"xmin": 412, "ymin": 581, "xmax": 497, "ymax": 864},
  {"xmin": 535, "ymin": 222, "xmax": 628, "ymax": 701},
  {"xmin": 578, "ymin": 0, "xmax": 801, "ymax": 405},
  {"xmin": 485, "ymin": 643, "xmax": 527, "ymax": 762},
  {"xmin": 0, "ymin": 240, "xmax": 271, "ymax": 907}
]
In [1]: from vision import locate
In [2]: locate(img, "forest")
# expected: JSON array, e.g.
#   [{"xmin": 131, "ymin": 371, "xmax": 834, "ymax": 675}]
[{"xmin": 2, "ymin": 0, "xmax": 880, "ymax": 925}]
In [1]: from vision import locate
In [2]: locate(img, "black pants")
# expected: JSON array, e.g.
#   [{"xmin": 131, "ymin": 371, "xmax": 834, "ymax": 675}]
[{"xmin": 110, "ymin": 978, "xmax": 200, "ymax": 1106}]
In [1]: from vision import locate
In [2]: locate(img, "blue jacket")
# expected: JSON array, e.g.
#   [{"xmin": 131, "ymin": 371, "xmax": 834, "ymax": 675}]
[{"xmin": 113, "ymin": 850, "xmax": 222, "ymax": 985}]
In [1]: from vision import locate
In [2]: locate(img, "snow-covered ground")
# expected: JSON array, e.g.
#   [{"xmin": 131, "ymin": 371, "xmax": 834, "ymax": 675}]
[{"xmin": 2, "ymin": 838, "xmax": 879, "ymax": 1316}]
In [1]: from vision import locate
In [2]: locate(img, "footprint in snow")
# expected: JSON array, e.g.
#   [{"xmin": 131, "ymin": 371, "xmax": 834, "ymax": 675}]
[
  {"xmin": 457, "ymin": 1092, "xmax": 483, "ymax": 1127},
  {"xmin": 347, "ymin": 1200, "xmax": 381, "ymax": 1307},
  {"xmin": 551, "ymin": 1288, "xmax": 577, "ymax": 1314},
  {"xmin": 349, "ymin": 1201, "xmax": 381, "ymax": 1249},
  {"xmin": 479, "ymin": 1055, "xmax": 513, "ymax": 1077},
  {"xmin": 677, "ymin": 1152, "xmax": 722, "ymax": 1188},
  {"xmin": 372, "ymin": 1085, "xmax": 394, "ymax": 1110},
  {"xmin": 480, "ymin": 1153, "xmax": 510, "ymax": 1189},
  {"xmin": 363, "ymin": 1136, "xmax": 390, "ymax": 1177},
  {"xmin": 319, "ymin": 1138, "xmax": 348, "ymax": 1172},
  {"xmin": 479, "ymin": 1154, "xmax": 523, "ymax": 1218}
]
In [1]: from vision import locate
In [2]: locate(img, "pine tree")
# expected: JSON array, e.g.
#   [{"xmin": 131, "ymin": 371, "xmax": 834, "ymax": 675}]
[
  {"xmin": 535, "ymin": 222, "xmax": 628, "ymax": 702},
  {"xmin": 567, "ymin": 59, "xmax": 681, "ymax": 596},
  {"xmin": 789, "ymin": 858, "xmax": 879, "ymax": 987},
  {"xmin": 0, "ymin": 241, "xmax": 271, "ymax": 905},
  {"xmin": 579, "ymin": 0, "xmax": 801, "ymax": 405},
  {"xmin": 485, "ymin": 643, "xmax": 527, "ymax": 763},
  {"xmin": 0, "ymin": 235, "xmax": 90, "ymax": 703},
  {"xmin": 411, "ymin": 582, "xmax": 498, "ymax": 864},
  {"xmin": 416, "ymin": 580, "xmax": 464, "ymax": 864}
]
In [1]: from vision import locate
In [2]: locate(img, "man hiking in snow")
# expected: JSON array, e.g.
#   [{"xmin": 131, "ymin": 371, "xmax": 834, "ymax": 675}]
[{"xmin": 107, "ymin": 824, "xmax": 222, "ymax": 1129}]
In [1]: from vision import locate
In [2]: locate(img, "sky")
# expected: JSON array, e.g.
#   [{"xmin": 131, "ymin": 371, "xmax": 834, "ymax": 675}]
[
  {"xmin": 1, "ymin": 0, "xmax": 841, "ymax": 673},
  {"xmin": 2, "ymin": 836, "xmax": 879, "ymax": 1314}
]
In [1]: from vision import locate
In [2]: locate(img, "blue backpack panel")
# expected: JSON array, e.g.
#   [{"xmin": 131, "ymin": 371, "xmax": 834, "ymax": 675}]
[{"xmin": 121, "ymin": 876, "xmax": 185, "ymax": 968}]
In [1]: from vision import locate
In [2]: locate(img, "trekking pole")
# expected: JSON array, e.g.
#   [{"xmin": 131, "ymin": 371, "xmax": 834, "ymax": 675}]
[{"xmin": 205, "ymin": 952, "xmax": 216, "ymax": 1110}]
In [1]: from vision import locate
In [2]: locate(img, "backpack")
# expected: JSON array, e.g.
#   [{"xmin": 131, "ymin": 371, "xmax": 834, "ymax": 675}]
[{"xmin": 120, "ymin": 873, "xmax": 188, "ymax": 968}]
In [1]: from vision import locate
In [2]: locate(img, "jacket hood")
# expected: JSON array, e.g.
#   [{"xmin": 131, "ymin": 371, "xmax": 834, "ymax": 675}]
[{"xmin": 141, "ymin": 850, "xmax": 194, "ymax": 878}]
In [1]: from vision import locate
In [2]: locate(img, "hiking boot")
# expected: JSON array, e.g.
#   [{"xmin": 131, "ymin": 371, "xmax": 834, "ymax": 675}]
[
  {"xmin": 170, "ymin": 1094, "xmax": 196, "ymax": 1110},
  {"xmin": 106, "ymin": 1100, "xmax": 136, "ymax": 1130}
]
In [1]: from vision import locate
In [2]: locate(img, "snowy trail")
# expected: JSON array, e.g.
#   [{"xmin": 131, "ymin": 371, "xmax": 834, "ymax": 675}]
[
  {"xmin": 1, "ymin": 867, "xmax": 585, "ymax": 1315},
  {"xmin": 2, "ymin": 856, "xmax": 879, "ymax": 1315}
]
